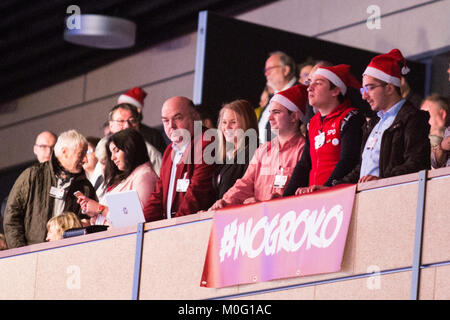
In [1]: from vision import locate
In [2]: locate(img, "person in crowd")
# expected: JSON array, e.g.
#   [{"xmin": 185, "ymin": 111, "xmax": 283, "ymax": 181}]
[
  {"xmin": 210, "ymin": 84, "xmax": 307, "ymax": 210},
  {"xmin": 302, "ymin": 60, "xmax": 334, "ymax": 127},
  {"xmin": 284, "ymin": 64, "xmax": 365, "ymax": 196},
  {"xmin": 212, "ymin": 99, "xmax": 259, "ymax": 200},
  {"xmin": 336, "ymin": 49, "xmax": 431, "ymax": 184},
  {"xmin": 1, "ymin": 131, "xmax": 59, "ymax": 223},
  {"xmin": 0, "ymin": 234, "xmax": 7, "ymax": 250},
  {"xmin": 145, "ymin": 96, "xmax": 216, "ymax": 221},
  {"xmin": 108, "ymin": 103, "xmax": 162, "ymax": 176},
  {"xmin": 33, "ymin": 130, "xmax": 57, "ymax": 163},
  {"xmin": 297, "ymin": 57, "xmax": 315, "ymax": 85},
  {"xmin": 400, "ymin": 76, "xmax": 423, "ymax": 109},
  {"xmin": 45, "ymin": 211, "xmax": 83, "ymax": 242},
  {"xmin": 93, "ymin": 137, "xmax": 108, "ymax": 203},
  {"xmin": 259, "ymin": 51, "xmax": 298, "ymax": 145},
  {"xmin": 77, "ymin": 128, "xmax": 158, "ymax": 225},
  {"xmin": 118, "ymin": 87, "xmax": 168, "ymax": 155},
  {"xmin": 3, "ymin": 130, "xmax": 96, "ymax": 248},
  {"xmin": 83, "ymin": 136, "xmax": 101, "ymax": 187},
  {"xmin": 420, "ymin": 94, "xmax": 450, "ymax": 168},
  {"xmin": 255, "ymin": 85, "xmax": 274, "ymax": 121}
]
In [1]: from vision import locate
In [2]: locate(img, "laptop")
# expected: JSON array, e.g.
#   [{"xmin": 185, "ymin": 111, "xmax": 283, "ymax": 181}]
[{"xmin": 105, "ymin": 190, "xmax": 145, "ymax": 228}]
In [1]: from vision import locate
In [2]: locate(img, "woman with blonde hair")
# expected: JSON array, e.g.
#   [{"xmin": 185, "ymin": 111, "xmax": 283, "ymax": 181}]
[
  {"xmin": 212, "ymin": 99, "xmax": 259, "ymax": 199},
  {"xmin": 46, "ymin": 212, "xmax": 83, "ymax": 241}
]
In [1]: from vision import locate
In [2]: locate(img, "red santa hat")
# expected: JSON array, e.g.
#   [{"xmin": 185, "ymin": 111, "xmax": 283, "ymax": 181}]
[
  {"xmin": 117, "ymin": 87, "xmax": 147, "ymax": 109},
  {"xmin": 314, "ymin": 64, "xmax": 361, "ymax": 95},
  {"xmin": 363, "ymin": 49, "xmax": 410, "ymax": 87},
  {"xmin": 269, "ymin": 84, "xmax": 308, "ymax": 120}
]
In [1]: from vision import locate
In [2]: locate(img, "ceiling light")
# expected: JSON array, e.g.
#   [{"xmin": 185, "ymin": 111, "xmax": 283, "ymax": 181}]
[{"xmin": 64, "ymin": 14, "xmax": 136, "ymax": 49}]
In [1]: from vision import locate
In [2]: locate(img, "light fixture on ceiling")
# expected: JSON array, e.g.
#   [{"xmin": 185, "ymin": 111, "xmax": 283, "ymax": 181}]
[{"xmin": 64, "ymin": 14, "xmax": 136, "ymax": 49}]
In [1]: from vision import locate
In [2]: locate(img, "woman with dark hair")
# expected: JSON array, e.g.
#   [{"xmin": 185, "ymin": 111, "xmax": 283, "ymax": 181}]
[{"xmin": 77, "ymin": 128, "xmax": 157, "ymax": 225}]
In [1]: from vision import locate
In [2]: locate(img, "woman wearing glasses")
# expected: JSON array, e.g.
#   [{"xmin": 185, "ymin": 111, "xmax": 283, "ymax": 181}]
[{"xmin": 77, "ymin": 128, "xmax": 158, "ymax": 225}]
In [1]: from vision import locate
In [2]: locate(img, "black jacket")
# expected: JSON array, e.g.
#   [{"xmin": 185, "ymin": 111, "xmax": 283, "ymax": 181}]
[{"xmin": 338, "ymin": 100, "xmax": 430, "ymax": 183}]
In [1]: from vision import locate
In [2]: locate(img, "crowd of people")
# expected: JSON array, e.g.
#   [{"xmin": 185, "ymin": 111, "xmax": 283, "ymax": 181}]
[{"xmin": 1, "ymin": 48, "xmax": 449, "ymax": 250}]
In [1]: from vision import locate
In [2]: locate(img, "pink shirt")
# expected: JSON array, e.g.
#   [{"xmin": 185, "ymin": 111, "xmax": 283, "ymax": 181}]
[
  {"xmin": 108, "ymin": 162, "xmax": 158, "ymax": 216},
  {"xmin": 222, "ymin": 133, "xmax": 305, "ymax": 204}
]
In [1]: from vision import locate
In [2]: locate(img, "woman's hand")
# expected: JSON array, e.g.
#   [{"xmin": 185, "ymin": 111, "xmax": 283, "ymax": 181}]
[{"xmin": 76, "ymin": 194, "xmax": 101, "ymax": 217}]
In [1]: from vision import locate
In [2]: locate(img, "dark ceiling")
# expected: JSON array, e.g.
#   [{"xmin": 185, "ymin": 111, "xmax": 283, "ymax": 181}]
[{"xmin": 0, "ymin": 0, "xmax": 275, "ymax": 105}]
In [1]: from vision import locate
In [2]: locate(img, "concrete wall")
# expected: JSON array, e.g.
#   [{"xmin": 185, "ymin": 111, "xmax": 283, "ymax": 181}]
[
  {"xmin": 1, "ymin": 0, "xmax": 448, "ymax": 170},
  {"xmin": 0, "ymin": 167, "xmax": 449, "ymax": 300}
]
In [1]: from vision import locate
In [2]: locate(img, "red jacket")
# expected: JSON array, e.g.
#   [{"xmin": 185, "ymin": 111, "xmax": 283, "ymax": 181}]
[
  {"xmin": 145, "ymin": 129, "xmax": 216, "ymax": 222},
  {"xmin": 308, "ymin": 100, "xmax": 357, "ymax": 186}
]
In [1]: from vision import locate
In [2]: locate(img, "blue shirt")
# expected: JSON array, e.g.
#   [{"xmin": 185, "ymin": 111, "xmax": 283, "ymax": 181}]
[{"xmin": 360, "ymin": 99, "xmax": 406, "ymax": 178}]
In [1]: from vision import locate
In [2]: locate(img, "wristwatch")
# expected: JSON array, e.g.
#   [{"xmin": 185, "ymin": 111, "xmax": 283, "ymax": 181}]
[{"xmin": 97, "ymin": 204, "xmax": 105, "ymax": 215}]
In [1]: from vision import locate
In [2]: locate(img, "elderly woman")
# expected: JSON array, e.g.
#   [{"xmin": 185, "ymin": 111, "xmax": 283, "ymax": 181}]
[
  {"xmin": 77, "ymin": 128, "xmax": 157, "ymax": 225},
  {"xmin": 212, "ymin": 99, "xmax": 259, "ymax": 200}
]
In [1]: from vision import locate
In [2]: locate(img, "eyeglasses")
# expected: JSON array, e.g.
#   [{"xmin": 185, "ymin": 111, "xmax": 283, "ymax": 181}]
[
  {"xmin": 264, "ymin": 65, "xmax": 282, "ymax": 73},
  {"xmin": 110, "ymin": 118, "xmax": 138, "ymax": 126},
  {"xmin": 360, "ymin": 84, "xmax": 387, "ymax": 95}
]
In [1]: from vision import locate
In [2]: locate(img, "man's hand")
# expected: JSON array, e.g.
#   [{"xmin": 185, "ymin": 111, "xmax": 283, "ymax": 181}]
[
  {"xmin": 209, "ymin": 199, "xmax": 227, "ymax": 211},
  {"xmin": 358, "ymin": 175, "xmax": 380, "ymax": 183},
  {"xmin": 295, "ymin": 185, "xmax": 327, "ymax": 195}
]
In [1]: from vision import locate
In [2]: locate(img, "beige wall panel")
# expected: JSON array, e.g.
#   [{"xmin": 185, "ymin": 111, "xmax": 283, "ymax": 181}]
[
  {"xmin": 0, "ymin": 95, "xmax": 115, "ymax": 170},
  {"xmin": 315, "ymin": 271, "xmax": 411, "ymax": 300},
  {"xmin": 434, "ymin": 265, "xmax": 450, "ymax": 300},
  {"xmin": 34, "ymin": 235, "xmax": 136, "ymax": 300},
  {"xmin": 422, "ymin": 177, "xmax": 450, "ymax": 264},
  {"xmin": 0, "ymin": 254, "xmax": 37, "ymax": 300},
  {"xmin": 419, "ymin": 267, "xmax": 436, "ymax": 300},
  {"xmin": 85, "ymin": 33, "xmax": 196, "ymax": 102},
  {"xmin": 0, "ymin": 76, "xmax": 85, "ymax": 127},
  {"xmin": 234, "ymin": 285, "xmax": 315, "ymax": 300},
  {"xmin": 139, "ymin": 220, "xmax": 238, "ymax": 299},
  {"xmin": 319, "ymin": 1, "xmax": 450, "ymax": 56},
  {"xmin": 140, "ymin": 73, "xmax": 195, "ymax": 127},
  {"xmin": 238, "ymin": 0, "xmax": 428, "ymax": 36},
  {"xmin": 353, "ymin": 184, "xmax": 417, "ymax": 273}
]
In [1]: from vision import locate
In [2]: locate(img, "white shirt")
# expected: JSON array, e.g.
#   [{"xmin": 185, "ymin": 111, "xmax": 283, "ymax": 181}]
[{"xmin": 166, "ymin": 142, "xmax": 188, "ymax": 219}]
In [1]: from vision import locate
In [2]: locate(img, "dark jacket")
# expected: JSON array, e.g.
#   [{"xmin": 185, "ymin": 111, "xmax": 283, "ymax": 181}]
[
  {"xmin": 139, "ymin": 123, "xmax": 168, "ymax": 155},
  {"xmin": 212, "ymin": 146, "xmax": 253, "ymax": 200},
  {"xmin": 339, "ymin": 100, "xmax": 430, "ymax": 183},
  {"xmin": 3, "ymin": 157, "xmax": 96, "ymax": 248}
]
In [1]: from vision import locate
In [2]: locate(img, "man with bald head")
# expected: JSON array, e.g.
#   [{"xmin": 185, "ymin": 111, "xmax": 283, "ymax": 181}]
[
  {"xmin": 33, "ymin": 131, "xmax": 57, "ymax": 163},
  {"xmin": 144, "ymin": 96, "xmax": 216, "ymax": 221}
]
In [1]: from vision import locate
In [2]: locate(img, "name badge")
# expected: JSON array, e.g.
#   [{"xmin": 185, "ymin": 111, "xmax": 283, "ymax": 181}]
[
  {"xmin": 314, "ymin": 131, "xmax": 325, "ymax": 149},
  {"xmin": 50, "ymin": 186, "xmax": 66, "ymax": 200},
  {"xmin": 176, "ymin": 173, "xmax": 190, "ymax": 192},
  {"xmin": 273, "ymin": 168, "xmax": 287, "ymax": 188}
]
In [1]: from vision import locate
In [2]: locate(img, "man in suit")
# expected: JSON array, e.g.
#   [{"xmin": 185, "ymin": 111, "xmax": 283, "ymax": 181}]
[{"xmin": 145, "ymin": 96, "xmax": 216, "ymax": 221}]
